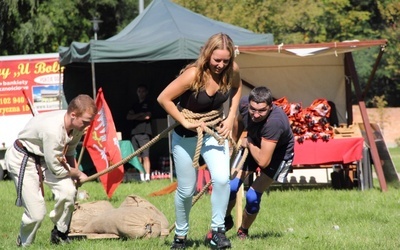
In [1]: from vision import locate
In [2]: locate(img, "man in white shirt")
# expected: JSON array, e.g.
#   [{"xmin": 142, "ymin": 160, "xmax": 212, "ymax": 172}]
[{"xmin": 5, "ymin": 94, "xmax": 97, "ymax": 247}]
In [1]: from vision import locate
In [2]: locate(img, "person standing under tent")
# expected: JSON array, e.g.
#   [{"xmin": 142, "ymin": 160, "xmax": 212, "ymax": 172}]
[
  {"xmin": 5, "ymin": 94, "xmax": 97, "ymax": 247},
  {"xmin": 157, "ymin": 33, "xmax": 242, "ymax": 249},
  {"xmin": 225, "ymin": 86, "xmax": 294, "ymax": 239},
  {"xmin": 126, "ymin": 84, "xmax": 153, "ymax": 182}
]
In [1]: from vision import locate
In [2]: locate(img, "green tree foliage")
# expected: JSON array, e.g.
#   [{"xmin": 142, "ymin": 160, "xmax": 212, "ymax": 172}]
[
  {"xmin": 174, "ymin": 0, "xmax": 400, "ymax": 107},
  {"xmin": 352, "ymin": 1, "xmax": 400, "ymax": 107},
  {"xmin": 375, "ymin": 1, "xmax": 400, "ymax": 106},
  {"xmin": 174, "ymin": 0, "xmax": 374, "ymax": 43},
  {"xmin": 0, "ymin": 0, "xmax": 151, "ymax": 55},
  {"xmin": 1, "ymin": 0, "xmax": 85, "ymax": 54}
]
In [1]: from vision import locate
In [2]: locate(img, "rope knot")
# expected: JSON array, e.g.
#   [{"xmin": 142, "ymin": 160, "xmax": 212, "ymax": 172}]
[{"xmin": 180, "ymin": 106, "xmax": 225, "ymax": 168}]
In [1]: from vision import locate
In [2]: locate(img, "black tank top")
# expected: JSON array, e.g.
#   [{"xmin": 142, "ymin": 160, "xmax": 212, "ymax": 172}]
[{"xmin": 175, "ymin": 89, "xmax": 230, "ymax": 137}]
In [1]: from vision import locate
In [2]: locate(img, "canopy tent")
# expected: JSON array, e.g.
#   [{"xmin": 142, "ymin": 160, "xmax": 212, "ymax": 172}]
[
  {"xmin": 235, "ymin": 40, "xmax": 387, "ymax": 125},
  {"xmin": 234, "ymin": 39, "xmax": 389, "ymax": 191},
  {"xmin": 58, "ymin": 0, "xmax": 273, "ymax": 144},
  {"xmin": 59, "ymin": 0, "xmax": 273, "ymax": 65},
  {"xmin": 59, "ymin": 1, "xmax": 389, "ymax": 190}
]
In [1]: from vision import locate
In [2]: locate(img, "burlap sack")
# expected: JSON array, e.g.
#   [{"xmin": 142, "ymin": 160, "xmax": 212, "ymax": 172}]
[
  {"xmin": 70, "ymin": 200, "xmax": 114, "ymax": 233},
  {"xmin": 119, "ymin": 195, "xmax": 170, "ymax": 236},
  {"xmin": 82, "ymin": 206, "xmax": 161, "ymax": 239},
  {"xmin": 80, "ymin": 195, "xmax": 170, "ymax": 238}
]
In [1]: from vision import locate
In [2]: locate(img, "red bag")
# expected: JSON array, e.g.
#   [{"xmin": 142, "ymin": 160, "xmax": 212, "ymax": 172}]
[
  {"xmin": 273, "ymin": 97, "xmax": 291, "ymax": 115},
  {"xmin": 309, "ymin": 98, "xmax": 331, "ymax": 117}
]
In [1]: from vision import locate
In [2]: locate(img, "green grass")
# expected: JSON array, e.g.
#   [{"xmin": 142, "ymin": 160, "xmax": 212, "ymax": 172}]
[
  {"xmin": 389, "ymin": 147, "xmax": 400, "ymax": 172},
  {"xmin": 1, "ymin": 148, "xmax": 400, "ymax": 249}
]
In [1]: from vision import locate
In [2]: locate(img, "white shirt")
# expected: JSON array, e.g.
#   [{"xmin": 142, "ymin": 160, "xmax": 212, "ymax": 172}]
[{"xmin": 17, "ymin": 110, "xmax": 83, "ymax": 177}]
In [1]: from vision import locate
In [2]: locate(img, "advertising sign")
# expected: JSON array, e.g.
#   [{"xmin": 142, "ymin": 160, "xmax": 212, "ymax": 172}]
[
  {"xmin": 0, "ymin": 53, "xmax": 63, "ymax": 148},
  {"xmin": 0, "ymin": 53, "xmax": 63, "ymax": 115}
]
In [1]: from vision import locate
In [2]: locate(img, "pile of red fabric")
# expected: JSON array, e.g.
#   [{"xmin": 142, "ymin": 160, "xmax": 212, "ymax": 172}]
[{"xmin": 274, "ymin": 97, "xmax": 334, "ymax": 142}]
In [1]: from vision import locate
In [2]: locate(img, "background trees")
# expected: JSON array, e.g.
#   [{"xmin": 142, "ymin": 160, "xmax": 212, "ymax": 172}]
[
  {"xmin": 174, "ymin": 0, "xmax": 400, "ymax": 107},
  {"xmin": 0, "ymin": 0, "xmax": 152, "ymax": 54},
  {"xmin": 0, "ymin": 0, "xmax": 398, "ymax": 106}
]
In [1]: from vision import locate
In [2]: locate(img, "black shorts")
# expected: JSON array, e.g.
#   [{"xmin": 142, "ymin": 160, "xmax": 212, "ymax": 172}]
[
  {"xmin": 243, "ymin": 154, "xmax": 293, "ymax": 183},
  {"xmin": 131, "ymin": 133, "xmax": 151, "ymax": 157}
]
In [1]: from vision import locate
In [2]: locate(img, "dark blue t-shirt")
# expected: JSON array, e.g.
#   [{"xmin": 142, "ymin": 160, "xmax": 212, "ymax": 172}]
[
  {"xmin": 130, "ymin": 98, "xmax": 153, "ymax": 136},
  {"xmin": 240, "ymin": 96, "xmax": 294, "ymax": 167}
]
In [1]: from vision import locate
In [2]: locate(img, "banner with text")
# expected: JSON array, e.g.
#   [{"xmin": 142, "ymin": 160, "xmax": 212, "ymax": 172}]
[{"xmin": 0, "ymin": 54, "xmax": 63, "ymax": 116}]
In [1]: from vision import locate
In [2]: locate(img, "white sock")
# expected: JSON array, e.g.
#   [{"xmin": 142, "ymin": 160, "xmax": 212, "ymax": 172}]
[
  {"xmin": 140, "ymin": 173, "xmax": 145, "ymax": 181},
  {"xmin": 145, "ymin": 173, "xmax": 150, "ymax": 181}
]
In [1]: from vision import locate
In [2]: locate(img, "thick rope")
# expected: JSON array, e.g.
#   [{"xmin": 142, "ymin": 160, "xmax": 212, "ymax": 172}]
[
  {"xmin": 82, "ymin": 106, "xmax": 236, "ymax": 182},
  {"xmin": 81, "ymin": 122, "xmax": 179, "ymax": 184},
  {"xmin": 179, "ymin": 106, "xmax": 228, "ymax": 168}
]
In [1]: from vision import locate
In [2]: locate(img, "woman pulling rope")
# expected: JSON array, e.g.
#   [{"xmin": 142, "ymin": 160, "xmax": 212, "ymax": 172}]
[
  {"xmin": 157, "ymin": 33, "xmax": 242, "ymax": 250},
  {"xmin": 76, "ymin": 32, "xmax": 242, "ymax": 250}
]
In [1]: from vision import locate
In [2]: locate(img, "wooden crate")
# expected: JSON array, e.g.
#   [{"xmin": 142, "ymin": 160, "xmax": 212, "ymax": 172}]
[{"xmin": 334, "ymin": 124, "xmax": 362, "ymax": 138}]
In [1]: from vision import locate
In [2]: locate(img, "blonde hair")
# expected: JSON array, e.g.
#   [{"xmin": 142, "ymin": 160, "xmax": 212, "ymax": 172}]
[{"xmin": 181, "ymin": 33, "xmax": 235, "ymax": 94}]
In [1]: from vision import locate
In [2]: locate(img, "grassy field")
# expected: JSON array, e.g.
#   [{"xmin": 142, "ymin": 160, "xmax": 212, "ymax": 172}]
[
  {"xmin": 0, "ymin": 148, "xmax": 399, "ymax": 250},
  {"xmin": 390, "ymin": 147, "xmax": 400, "ymax": 172}
]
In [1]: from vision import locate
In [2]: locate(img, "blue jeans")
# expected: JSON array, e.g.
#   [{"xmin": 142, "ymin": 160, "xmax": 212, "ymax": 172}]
[{"xmin": 171, "ymin": 131, "xmax": 230, "ymax": 236}]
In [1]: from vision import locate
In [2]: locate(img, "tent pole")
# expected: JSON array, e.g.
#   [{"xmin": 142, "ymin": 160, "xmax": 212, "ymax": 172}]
[
  {"xmin": 344, "ymin": 52, "xmax": 387, "ymax": 192},
  {"xmin": 58, "ymin": 66, "xmax": 63, "ymax": 109},
  {"xmin": 91, "ymin": 61, "xmax": 97, "ymax": 98},
  {"xmin": 345, "ymin": 68, "xmax": 353, "ymax": 126},
  {"xmin": 139, "ymin": 0, "xmax": 144, "ymax": 13},
  {"xmin": 361, "ymin": 45, "xmax": 386, "ymax": 99},
  {"xmin": 242, "ymin": 79, "xmax": 256, "ymax": 89},
  {"xmin": 90, "ymin": 18, "xmax": 101, "ymax": 99}
]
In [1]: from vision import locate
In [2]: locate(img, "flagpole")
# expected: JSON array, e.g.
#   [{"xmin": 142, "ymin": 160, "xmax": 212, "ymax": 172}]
[
  {"xmin": 77, "ymin": 18, "xmax": 102, "ymax": 167},
  {"xmin": 76, "ymin": 143, "xmax": 86, "ymax": 169},
  {"xmin": 76, "ymin": 89, "xmax": 100, "ymax": 168}
]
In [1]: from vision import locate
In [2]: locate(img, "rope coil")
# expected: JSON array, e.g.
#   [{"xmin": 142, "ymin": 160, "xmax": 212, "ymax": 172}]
[{"xmin": 179, "ymin": 106, "xmax": 226, "ymax": 168}]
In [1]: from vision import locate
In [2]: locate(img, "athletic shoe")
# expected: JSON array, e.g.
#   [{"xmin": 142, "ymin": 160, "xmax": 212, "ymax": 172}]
[
  {"xmin": 237, "ymin": 226, "xmax": 249, "ymax": 240},
  {"xmin": 16, "ymin": 235, "xmax": 21, "ymax": 247},
  {"xmin": 224, "ymin": 215, "xmax": 234, "ymax": 231},
  {"xmin": 171, "ymin": 235, "xmax": 186, "ymax": 249},
  {"xmin": 205, "ymin": 227, "xmax": 231, "ymax": 249},
  {"xmin": 50, "ymin": 226, "xmax": 71, "ymax": 244}
]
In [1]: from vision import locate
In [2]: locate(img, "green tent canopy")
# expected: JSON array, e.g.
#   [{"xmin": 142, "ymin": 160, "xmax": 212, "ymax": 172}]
[
  {"xmin": 59, "ymin": 0, "xmax": 273, "ymax": 65},
  {"xmin": 58, "ymin": 0, "xmax": 274, "ymax": 146}
]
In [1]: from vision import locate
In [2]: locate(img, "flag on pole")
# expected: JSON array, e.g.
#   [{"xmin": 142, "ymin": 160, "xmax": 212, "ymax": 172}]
[{"xmin": 83, "ymin": 88, "xmax": 124, "ymax": 198}]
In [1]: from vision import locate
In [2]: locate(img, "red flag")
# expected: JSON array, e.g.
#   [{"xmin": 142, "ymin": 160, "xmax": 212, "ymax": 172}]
[{"xmin": 83, "ymin": 88, "xmax": 124, "ymax": 198}]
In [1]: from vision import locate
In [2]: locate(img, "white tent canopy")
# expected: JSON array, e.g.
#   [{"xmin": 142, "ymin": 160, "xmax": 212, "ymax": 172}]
[{"xmin": 235, "ymin": 40, "xmax": 387, "ymax": 124}]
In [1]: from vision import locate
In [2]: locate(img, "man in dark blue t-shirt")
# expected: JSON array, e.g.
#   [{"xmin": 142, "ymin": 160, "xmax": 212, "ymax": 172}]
[
  {"xmin": 126, "ymin": 84, "xmax": 153, "ymax": 182},
  {"xmin": 225, "ymin": 86, "xmax": 294, "ymax": 239}
]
